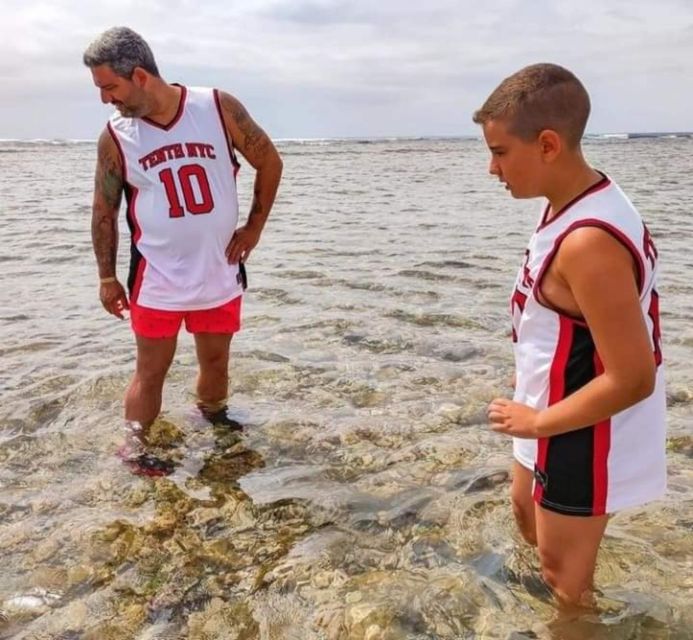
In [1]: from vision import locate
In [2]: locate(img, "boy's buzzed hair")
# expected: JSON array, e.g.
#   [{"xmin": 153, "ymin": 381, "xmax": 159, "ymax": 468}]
[{"xmin": 473, "ymin": 63, "xmax": 590, "ymax": 148}]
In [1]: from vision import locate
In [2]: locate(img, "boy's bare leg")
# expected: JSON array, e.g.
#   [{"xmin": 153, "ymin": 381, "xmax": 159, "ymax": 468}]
[
  {"xmin": 535, "ymin": 506, "xmax": 608, "ymax": 607},
  {"xmin": 511, "ymin": 461, "xmax": 537, "ymax": 546}
]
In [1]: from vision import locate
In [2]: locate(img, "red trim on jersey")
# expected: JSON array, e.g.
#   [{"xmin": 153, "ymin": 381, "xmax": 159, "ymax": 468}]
[
  {"xmin": 510, "ymin": 288, "xmax": 527, "ymax": 343},
  {"xmin": 533, "ymin": 219, "xmax": 647, "ymax": 321},
  {"xmin": 143, "ymin": 85, "xmax": 187, "ymax": 131},
  {"xmin": 128, "ymin": 185, "xmax": 142, "ymax": 243},
  {"xmin": 127, "ymin": 185, "xmax": 146, "ymax": 303},
  {"xmin": 534, "ymin": 315, "xmax": 574, "ymax": 504},
  {"xmin": 648, "ymin": 289, "xmax": 663, "ymax": 366},
  {"xmin": 539, "ymin": 173, "xmax": 611, "ymax": 229},
  {"xmin": 549, "ymin": 316, "xmax": 574, "ymax": 406},
  {"xmin": 131, "ymin": 253, "xmax": 146, "ymax": 304},
  {"xmin": 213, "ymin": 88, "xmax": 241, "ymax": 178},
  {"xmin": 592, "ymin": 353, "xmax": 611, "ymax": 515}
]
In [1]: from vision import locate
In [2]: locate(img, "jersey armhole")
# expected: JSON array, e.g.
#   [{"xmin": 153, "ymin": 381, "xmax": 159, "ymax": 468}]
[
  {"xmin": 533, "ymin": 220, "xmax": 645, "ymax": 322},
  {"xmin": 212, "ymin": 88, "xmax": 241, "ymax": 176}
]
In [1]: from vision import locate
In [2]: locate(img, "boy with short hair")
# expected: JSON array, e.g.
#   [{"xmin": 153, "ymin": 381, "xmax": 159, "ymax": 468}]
[{"xmin": 474, "ymin": 63, "xmax": 666, "ymax": 606}]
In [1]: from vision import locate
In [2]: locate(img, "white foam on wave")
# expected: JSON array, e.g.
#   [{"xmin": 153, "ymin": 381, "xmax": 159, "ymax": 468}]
[{"xmin": 0, "ymin": 138, "xmax": 96, "ymax": 145}]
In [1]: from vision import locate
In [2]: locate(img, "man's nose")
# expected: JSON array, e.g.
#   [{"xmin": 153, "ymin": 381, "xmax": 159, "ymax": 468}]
[
  {"xmin": 488, "ymin": 157, "xmax": 499, "ymax": 176},
  {"xmin": 100, "ymin": 89, "xmax": 110, "ymax": 104}
]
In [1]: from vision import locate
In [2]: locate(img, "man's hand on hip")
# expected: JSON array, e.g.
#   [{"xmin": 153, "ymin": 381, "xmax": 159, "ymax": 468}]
[{"xmin": 226, "ymin": 224, "xmax": 262, "ymax": 264}]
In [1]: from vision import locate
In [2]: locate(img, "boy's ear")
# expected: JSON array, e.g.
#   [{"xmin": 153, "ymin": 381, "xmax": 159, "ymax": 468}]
[{"xmin": 537, "ymin": 129, "xmax": 562, "ymax": 162}]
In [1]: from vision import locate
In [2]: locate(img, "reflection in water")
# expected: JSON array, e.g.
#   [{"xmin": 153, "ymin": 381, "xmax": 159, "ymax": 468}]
[{"xmin": 0, "ymin": 137, "xmax": 692, "ymax": 638}]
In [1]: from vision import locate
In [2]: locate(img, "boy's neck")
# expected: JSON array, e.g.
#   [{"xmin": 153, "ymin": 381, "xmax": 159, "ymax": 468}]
[{"xmin": 544, "ymin": 159, "xmax": 604, "ymax": 221}]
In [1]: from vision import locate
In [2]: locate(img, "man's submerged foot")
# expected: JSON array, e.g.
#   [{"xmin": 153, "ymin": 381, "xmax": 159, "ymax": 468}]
[
  {"xmin": 199, "ymin": 405, "xmax": 244, "ymax": 432},
  {"xmin": 118, "ymin": 449, "xmax": 176, "ymax": 477},
  {"xmin": 117, "ymin": 422, "xmax": 177, "ymax": 477}
]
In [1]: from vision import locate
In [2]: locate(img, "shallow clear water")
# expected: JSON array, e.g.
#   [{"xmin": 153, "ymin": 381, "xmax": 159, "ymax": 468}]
[{"xmin": 0, "ymin": 137, "xmax": 691, "ymax": 639}]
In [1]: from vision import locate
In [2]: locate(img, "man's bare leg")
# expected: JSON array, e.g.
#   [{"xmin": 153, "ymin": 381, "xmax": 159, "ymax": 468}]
[
  {"xmin": 535, "ymin": 505, "xmax": 608, "ymax": 608},
  {"xmin": 511, "ymin": 461, "xmax": 538, "ymax": 546},
  {"xmin": 125, "ymin": 335, "xmax": 177, "ymax": 427},
  {"xmin": 193, "ymin": 333, "xmax": 241, "ymax": 431},
  {"xmin": 194, "ymin": 333, "xmax": 232, "ymax": 406}
]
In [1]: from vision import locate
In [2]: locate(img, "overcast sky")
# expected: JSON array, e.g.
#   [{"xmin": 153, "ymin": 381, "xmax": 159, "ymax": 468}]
[{"xmin": 1, "ymin": 0, "xmax": 692, "ymax": 140}]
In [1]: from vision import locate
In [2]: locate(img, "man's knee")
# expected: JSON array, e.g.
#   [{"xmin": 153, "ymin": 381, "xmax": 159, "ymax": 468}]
[
  {"xmin": 133, "ymin": 364, "xmax": 169, "ymax": 389},
  {"xmin": 197, "ymin": 347, "xmax": 229, "ymax": 378},
  {"xmin": 201, "ymin": 350, "xmax": 228, "ymax": 369},
  {"xmin": 133, "ymin": 337, "xmax": 176, "ymax": 388}
]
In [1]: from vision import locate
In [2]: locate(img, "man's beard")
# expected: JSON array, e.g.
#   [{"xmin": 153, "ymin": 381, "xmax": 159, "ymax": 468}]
[
  {"xmin": 115, "ymin": 103, "xmax": 145, "ymax": 117},
  {"xmin": 113, "ymin": 96, "xmax": 147, "ymax": 118}
]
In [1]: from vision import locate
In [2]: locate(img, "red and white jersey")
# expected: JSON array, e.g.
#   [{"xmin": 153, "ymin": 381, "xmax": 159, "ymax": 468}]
[
  {"xmin": 511, "ymin": 174, "xmax": 666, "ymax": 515},
  {"xmin": 108, "ymin": 86, "xmax": 244, "ymax": 310}
]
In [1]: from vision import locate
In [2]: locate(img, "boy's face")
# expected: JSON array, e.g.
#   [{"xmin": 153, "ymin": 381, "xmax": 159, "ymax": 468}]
[{"xmin": 481, "ymin": 119, "xmax": 546, "ymax": 199}]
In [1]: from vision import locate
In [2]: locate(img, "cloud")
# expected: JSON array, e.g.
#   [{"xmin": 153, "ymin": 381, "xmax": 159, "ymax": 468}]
[{"xmin": 0, "ymin": 0, "xmax": 691, "ymax": 138}]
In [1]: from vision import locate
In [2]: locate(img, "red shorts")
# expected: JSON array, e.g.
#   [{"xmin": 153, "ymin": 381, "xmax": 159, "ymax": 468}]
[{"xmin": 130, "ymin": 296, "xmax": 242, "ymax": 339}]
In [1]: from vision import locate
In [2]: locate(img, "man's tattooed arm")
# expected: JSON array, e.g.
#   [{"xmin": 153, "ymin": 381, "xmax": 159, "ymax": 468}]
[
  {"xmin": 91, "ymin": 129, "xmax": 124, "ymax": 278},
  {"xmin": 219, "ymin": 92, "xmax": 282, "ymax": 233}
]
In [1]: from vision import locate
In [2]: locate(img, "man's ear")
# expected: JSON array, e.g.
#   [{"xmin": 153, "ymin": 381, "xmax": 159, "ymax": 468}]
[
  {"xmin": 537, "ymin": 129, "xmax": 562, "ymax": 162},
  {"xmin": 131, "ymin": 67, "xmax": 149, "ymax": 88}
]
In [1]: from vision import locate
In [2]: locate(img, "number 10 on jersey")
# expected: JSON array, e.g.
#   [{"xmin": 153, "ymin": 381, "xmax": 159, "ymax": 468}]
[{"xmin": 159, "ymin": 164, "xmax": 214, "ymax": 217}]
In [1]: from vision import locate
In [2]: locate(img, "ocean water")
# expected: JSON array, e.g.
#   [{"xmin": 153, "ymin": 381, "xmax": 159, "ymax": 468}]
[{"xmin": 0, "ymin": 135, "xmax": 691, "ymax": 639}]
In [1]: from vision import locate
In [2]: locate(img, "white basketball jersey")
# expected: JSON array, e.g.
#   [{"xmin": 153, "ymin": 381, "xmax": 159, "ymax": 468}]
[
  {"xmin": 511, "ymin": 174, "xmax": 666, "ymax": 515},
  {"xmin": 108, "ymin": 86, "xmax": 244, "ymax": 310}
]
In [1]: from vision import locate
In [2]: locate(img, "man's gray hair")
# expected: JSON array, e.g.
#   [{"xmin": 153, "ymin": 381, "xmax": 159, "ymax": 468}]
[{"xmin": 83, "ymin": 26, "xmax": 160, "ymax": 78}]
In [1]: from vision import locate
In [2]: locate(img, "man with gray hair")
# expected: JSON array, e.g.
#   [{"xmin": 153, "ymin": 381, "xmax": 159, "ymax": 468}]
[{"xmin": 84, "ymin": 27, "xmax": 283, "ymax": 475}]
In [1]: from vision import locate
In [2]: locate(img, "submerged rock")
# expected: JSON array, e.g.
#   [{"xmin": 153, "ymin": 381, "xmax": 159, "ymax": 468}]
[{"xmin": 1, "ymin": 588, "xmax": 61, "ymax": 618}]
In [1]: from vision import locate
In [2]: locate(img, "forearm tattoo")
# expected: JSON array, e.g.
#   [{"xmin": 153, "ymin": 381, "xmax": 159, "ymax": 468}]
[{"xmin": 92, "ymin": 138, "xmax": 124, "ymax": 277}]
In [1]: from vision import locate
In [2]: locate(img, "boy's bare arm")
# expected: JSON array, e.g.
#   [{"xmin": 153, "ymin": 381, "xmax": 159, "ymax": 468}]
[{"xmin": 489, "ymin": 227, "xmax": 656, "ymax": 438}]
